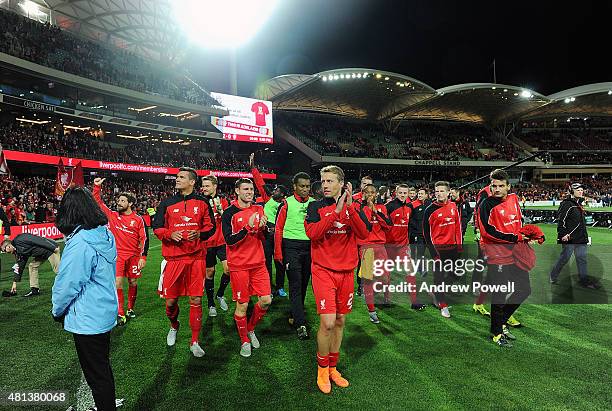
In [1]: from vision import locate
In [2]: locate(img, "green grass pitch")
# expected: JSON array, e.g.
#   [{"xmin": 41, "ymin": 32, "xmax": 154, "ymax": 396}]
[{"xmin": 0, "ymin": 224, "xmax": 610, "ymax": 410}]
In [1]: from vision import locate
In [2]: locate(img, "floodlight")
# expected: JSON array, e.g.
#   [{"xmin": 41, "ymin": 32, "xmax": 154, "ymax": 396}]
[{"xmin": 173, "ymin": 0, "xmax": 280, "ymax": 49}]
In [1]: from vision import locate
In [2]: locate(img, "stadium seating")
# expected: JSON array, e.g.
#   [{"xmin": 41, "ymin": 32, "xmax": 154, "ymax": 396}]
[
  {"xmin": 0, "ymin": 9, "xmax": 214, "ymax": 106},
  {"xmin": 277, "ymin": 112, "xmax": 524, "ymax": 161},
  {"xmin": 0, "ymin": 120, "xmax": 272, "ymax": 172}
]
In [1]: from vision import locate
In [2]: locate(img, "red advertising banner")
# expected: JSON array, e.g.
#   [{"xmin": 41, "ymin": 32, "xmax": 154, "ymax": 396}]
[
  {"xmin": 9, "ymin": 223, "xmax": 64, "ymax": 240},
  {"xmin": 222, "ymin": 133, "xmax": 274, "ymax": 144},
  {"xmin": 4, "ymin": 150, "xmax": 276, "ymax": 180}
]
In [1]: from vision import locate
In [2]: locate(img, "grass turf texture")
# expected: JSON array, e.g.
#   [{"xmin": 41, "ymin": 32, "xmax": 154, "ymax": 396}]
[{"xmin": 0, "ymin": 224, "xmax": 610, "ymax": 410}]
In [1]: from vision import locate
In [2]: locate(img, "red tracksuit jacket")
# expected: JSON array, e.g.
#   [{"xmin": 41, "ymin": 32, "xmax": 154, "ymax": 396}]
[
  {"xmin": 93, "ymin": 185, "xmax": 149, "ymax": 259},
  {"xmin": 356, "ymin": 203, "xmax": 392, "ymax": 245},
  {"xmin": 385, "ymin": 197, "xmax": 412, "ymax": 245},
  {"xmin": 478, "ymin": 193, "xmax": 523, "ymax": 265},
  {"xmin": 152, "ymin": 192, "xmax": 216, "ymax": 260},
  {"xmin": 423, "ymin": 200, "xmax": 463, "ymax": 257},
  {"xmin": 305, "ymin": 197, "xmax": 371, "ymax": 272},
  {"xmin": 202, "ymin": 195, "xmax": 230, "ymax": 248},
  {"xmin": 221, "ymin": 203, "xmax": 266, "ymax": 271}
]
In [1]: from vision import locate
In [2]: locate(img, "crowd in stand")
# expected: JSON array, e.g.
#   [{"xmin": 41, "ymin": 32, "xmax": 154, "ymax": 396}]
[
  {"xmin": 520, "ymin": 129, "xmax": 612, "ymax": 151},
  {"xmin": 0, "ymin": 9, "xmax": 214, "ymax": 106},
  {"xmin": 0, "ymin": 121, "xmax": 272, "ymax": 173},
  {"xmin": 278, "ymin": 113, "xmax": 524, "ymax": 161}
]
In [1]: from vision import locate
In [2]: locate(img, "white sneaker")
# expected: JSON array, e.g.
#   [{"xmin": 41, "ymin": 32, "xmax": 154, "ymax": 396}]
[
  {"xmin": 166, "ymin": 326, "xmax": 178, "ymax": 346},
  {"xmin": 248, "ymin": 331, "xmax": 260, "ymax": 349},
  {"xmin": 217, "ymin": 296, "xmax": 229, "ymax": 311},
  {"xmin": 369, "ymin": 311, "xmax": 381, "ymax": 324},
  {"xmin": 190, "ymin": 342, "xmax": 205, "ymax": 357},
  {"xmin": 240, "ymin": 342, "xmax": 252, "ymax": 357},
  {"xmin": 208, "ymin": 306, "xmax": 217, "ymax": 317},
  {"xmin": 440, "ymin": 307, "xmax": 451, "ymax": 318}
]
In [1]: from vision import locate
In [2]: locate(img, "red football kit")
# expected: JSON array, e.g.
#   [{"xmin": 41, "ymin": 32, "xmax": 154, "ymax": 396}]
[
  {"xmin": 93, "ymin": 185, "xmax": 149, "ymax": 278},
  {"xmin": 305, "ymin": 197, "xmax": 370, "ymax": 315},
  {"xmin": 422, "ymin": 200, "xmax": 463, "ymax": 257},
  {"xmin": 222, "ymin": 202, "xmax": 270, "ymax": 303},
  {"xmin": 478, "ymin": 193, "xmax": 523, "ymax": 265},
  {"xmin": 152, "ymin": 192, "xmax": 215, "ymax": 298}
]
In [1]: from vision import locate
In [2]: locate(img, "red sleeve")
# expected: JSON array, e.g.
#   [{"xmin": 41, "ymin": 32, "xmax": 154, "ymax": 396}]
[
  {"xmin": 305, "ymin": 203, "xmax": 338, "ymax": 241},
  {"xmin": 348, "ymin": 205, "xmax": 370, "ymax": 240},
  {"xmin": 454, "ymin": 206, "xmax": 463, "ymax": 246},
  {"xmin": 274, "ymin": 201, "xmax": 287, "ymax": 261},
  {"xmin": 376, "ymin": 206, "xmax": 393, "ymax": 231},
  {"xmin": 251, "ymin": 167, "xmax": 270, "ymax": 203},
  {"xmin": 92, "ymin": 185, "xmax": 113, "ymax": 219}
]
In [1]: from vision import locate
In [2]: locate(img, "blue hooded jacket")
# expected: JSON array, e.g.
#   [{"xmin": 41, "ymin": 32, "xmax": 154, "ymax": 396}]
[{"xmin": 52, "ymin": 225, "xmax": 118, "ymax": 334}]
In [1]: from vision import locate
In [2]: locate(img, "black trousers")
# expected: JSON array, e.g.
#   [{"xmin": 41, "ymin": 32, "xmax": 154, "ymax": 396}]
[
  {"xmin": 283, "ymin": 240, "xmax": 311, "ymax": 327},
  {"xmin": 489, "ymin": 264, "xmax": 531, "ymax": 335},
  {"xmin": 264, "ymin": 225, "xmax": 286, "ymax": 291},
  {"xmin": 73, "ymin": 332, "xmax": 116, "ymax": 411}
]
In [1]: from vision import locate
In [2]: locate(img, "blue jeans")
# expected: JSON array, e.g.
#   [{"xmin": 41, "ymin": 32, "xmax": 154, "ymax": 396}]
[{"xmin": 549, "ymin": 244, "xmax": 588, "ymax": 281}]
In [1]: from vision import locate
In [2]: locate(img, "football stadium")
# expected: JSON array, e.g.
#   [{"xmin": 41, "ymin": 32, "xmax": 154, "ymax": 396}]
[{"xmin": 0, "ymin": 1, "xmax": 610, "ymax": 410}]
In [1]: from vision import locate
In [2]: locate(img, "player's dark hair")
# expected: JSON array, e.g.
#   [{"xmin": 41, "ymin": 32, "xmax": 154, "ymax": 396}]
[
  {"xmin": 235, "ymin": 178, "xmax": 253, "ymax": 189},
  {"xmin": 118, "ymin": 192, "xmax": 136, "ymax": 206},
  {"xmin": 361, "ymin": 175, "xmax": 373, "ymax": 182},
  {"xmin": 293, "ymin": 172, "xmax": 311, "ymax": 185},
  {"xmin": 435, "ymin": 181, "xmax": 450, "ymax": 189},
  {"xmin": 490, "ymin": 169, "xmax": 510, "ymax": 183},
  {"xmin": 178, "ymin": 167, "xmax": 198, "ymax": 182},
  {"xmin": 56, "ymin": 187, "xmax": 108, "ymax": 235},
  {"xmin": 362, "ymin": 184, "xmax": 377, "ymax": 193}
]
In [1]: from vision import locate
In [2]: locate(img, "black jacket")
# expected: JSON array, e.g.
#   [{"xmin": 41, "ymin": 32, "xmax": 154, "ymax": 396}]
[
  {"xmin": 408, "ymin": 199, "xmax": 431, "ymax": 243},
  {"xmin": 453, "ymin": 197, "xmax": 473, "ymax": 237},
  {"xmin": 556, "ymin": 197, "xmax": 588, "ymax": 244},
  {"xmin": 0, "ymin": 207, "xmax": 10, "ymax": 236},
  {"xmin": 12, "ymin": 234, "xmax": 58, "ymax": 282}
]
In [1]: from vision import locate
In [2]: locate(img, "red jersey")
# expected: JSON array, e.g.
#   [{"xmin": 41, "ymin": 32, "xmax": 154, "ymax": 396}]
[
  {"xmin": 251, "ymin": 167, "xmax": 270, "ymax": 203},
  {"xmin": 202, "ymin": 195, "xmax": 230, "ymax": 248},
  {"xmin": 305, "ymin": 197, "xmax": 371, "ymax": 272},
  {"xmin": 93, "ymin": 185, "xmax": 148, "ymax": 259},
  {"xmin": 152, "ymin": 192, "xmax": 215, "ymax": 260},
  {"xmin": 356, "ymin": 203, "xmax": 392, "ymax": 245},
  {"xmin": 385, "ymin": 197, "xmax": 412, "ymax": 245},
  {"xmin": 478, "ymin": 193, "xmax": 523, "ymax": 265},
  {"xmin": 251, "ymin": 102, "xmax": 270, "ymax": 126},
  {"xmin": 221, "ymin": 203, "xmax": 266, "ymax": 271},
  {"xmin": 423, "ymin": 201, "xmax": 462, "ymax": 257}
]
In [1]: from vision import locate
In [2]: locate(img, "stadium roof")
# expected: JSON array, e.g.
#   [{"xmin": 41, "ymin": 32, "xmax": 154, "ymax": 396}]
[
  {"xmin": 519, "ymin": 82, "xmax": 612, "ymax": 120},
  {"xmin": 257, "ymin": 70, "xmax": 612, "ymax": 124},
  {"xmin": 27, "ymin": 0, "xmax": 181, "ymax": 59}
]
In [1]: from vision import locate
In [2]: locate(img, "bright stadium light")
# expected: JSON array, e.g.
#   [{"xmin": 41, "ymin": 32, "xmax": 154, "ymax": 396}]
[
  {"xmin": 564, "ymin": 98, "xmax": 571, "ymax": 103},
  {"xmin": 520, "ymin": 90, "xmax": 533, "ymax": 98},
  {"xmin": 172, "ymin": 0, "xmax": 280, "ymax": 49},
  {"xmin": 322, "ymin": 76, "xmax": 327, "ymax": 81}
]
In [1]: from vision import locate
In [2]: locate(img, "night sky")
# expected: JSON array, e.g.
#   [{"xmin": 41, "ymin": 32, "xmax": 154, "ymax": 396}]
[{"xmin": 188, "ymin": 0, "xmax": 610, "ymax": 98}]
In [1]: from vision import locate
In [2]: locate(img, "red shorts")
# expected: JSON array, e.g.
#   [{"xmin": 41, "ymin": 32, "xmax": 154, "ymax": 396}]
[
  {"xmin": 116, "ymin": 255, "xmax": 142, "ymax": 279},
  {"xmin": 160, "ymin": 259, "xmax": 205, "ymax": 299},
  {"xmin": 312, "ymin": 265, "xmax": 354, "ymax": 315},
  {"xmin": 230, "ymin": 265, "xmax": 271, "ymax": 303}
]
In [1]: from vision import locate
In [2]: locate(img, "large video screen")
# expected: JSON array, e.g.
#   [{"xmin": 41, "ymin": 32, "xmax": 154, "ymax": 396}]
[{"xmin": 210, "ymin": 92, "xmax": 273, "ymax": 144}]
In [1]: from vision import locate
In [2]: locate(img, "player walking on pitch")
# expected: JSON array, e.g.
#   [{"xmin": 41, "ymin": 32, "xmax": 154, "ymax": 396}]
[
  {"xmin": 93, "ymin": 178, "xmax": 149, "ymax": 325},
  {"xmin": 305, "ymin": 165, "xmax": 370, "ymax": 394},
  {"xmin": 152, "ymin": 167, "xmax": 216, "ymax": 357},
  {"xmin": 222, "ymin": 178, "xmax": 271, "ymax": 358}
]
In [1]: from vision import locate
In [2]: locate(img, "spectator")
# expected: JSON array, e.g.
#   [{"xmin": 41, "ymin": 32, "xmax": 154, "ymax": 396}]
[{"xmin": 51, "ymin": 187, "xmax": 118, "ymax": 411}]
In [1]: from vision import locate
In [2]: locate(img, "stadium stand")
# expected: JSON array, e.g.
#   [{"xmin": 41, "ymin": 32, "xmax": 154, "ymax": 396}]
[{"xmin": 0, "ymin": 9, "xmax": 215, "ymax": 106}]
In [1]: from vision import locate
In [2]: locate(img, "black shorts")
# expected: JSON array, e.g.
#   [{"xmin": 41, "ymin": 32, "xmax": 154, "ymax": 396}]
[{"xmin": 206, "ymin": 245, "xmax": 227, "ymax": 268}]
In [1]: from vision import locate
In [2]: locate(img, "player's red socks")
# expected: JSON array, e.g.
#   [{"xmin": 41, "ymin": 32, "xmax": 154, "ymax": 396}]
[
  {"xmin": 189, "ymin": 304, "xmax": 202, "ymax": 344},
  {"xmin": 116, "ymin": 288, "xmax": 125, "ymax": 316},
  {"xmin": 367, "ymin": 303, "xmax": 375, "ymax": 312},
  {"xmin": 406, "ymin": 275, "xmax": 418, "ymax": 304},
  {"xmin": 364, "ymin": 280, "xmax": 374, "ymax": 307},
  {"xmin": 247, "ymin": 302, "xmax": 268, "ymax": 332},
  {"xmin": 127, "ymin": 284, "xmax": 137, "ymax": 310},
  {"xmin": 317, "ymin": 352, "xmax": 329, "ymax": 368},
  {"xmin": 234, "ymin": 314, "xmax": 249, "ymax": 343},
  {"xmin": 166, "ymin": 302, "xmax": 180, "ymax": 329},
  {"xmin": 329, "ymin": 352, "xmax": 339, "ymax": 368}
]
